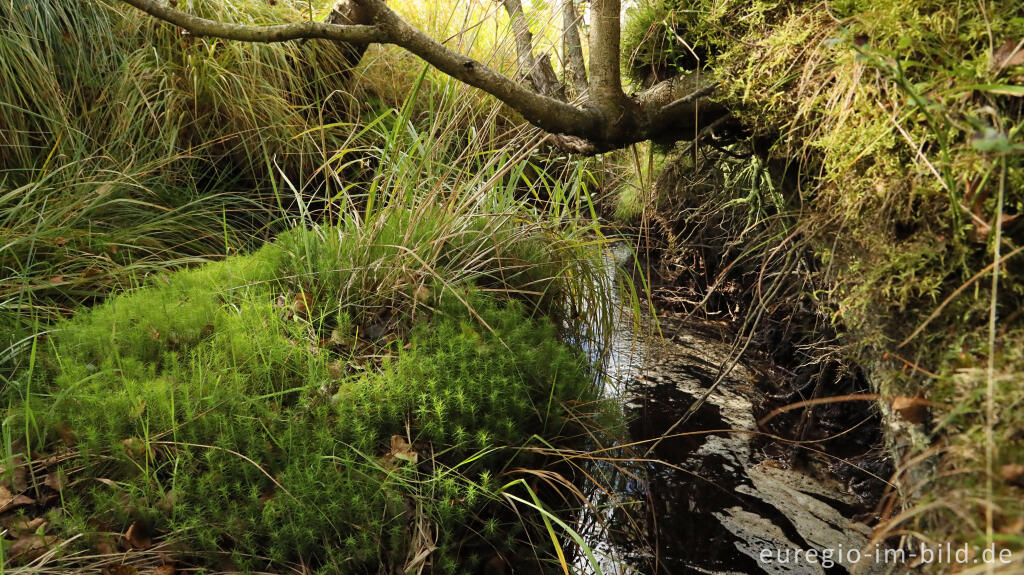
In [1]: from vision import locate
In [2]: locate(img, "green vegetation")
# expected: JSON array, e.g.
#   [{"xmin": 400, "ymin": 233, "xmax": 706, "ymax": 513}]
[
  {"xmin": 623, "ymin": 0, "xmax": 1024, "ymax": 556},
  {"xmin": 5, "ymin": 0, "xmax": 1022, "ymax": 570},
  {"xmin": 0, "ymin": 0, "xmax": 351, "ymax": 317},
  {"xmin": 1, "ymin": 0, "xmax": 615, "ymax": 571},
  {"xmin": 7, "ymin": 221, "xmax": 596, "ymax": 572}
]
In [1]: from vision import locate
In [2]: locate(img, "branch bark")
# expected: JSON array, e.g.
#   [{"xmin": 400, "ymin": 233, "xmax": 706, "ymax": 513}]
[
  {"xmin": 326, "ymin": 0, "xmax": 377, "ymax": 70},
  {"xmin": 500, "ymin": 0, "xmax": 563, "ymax": 99},
  {"xmin": 117, "ymin": 0, "xmax": 734, "ymax": 154},
  {"xmin": 119, "ymin": 0, "xmax": 385, "ymax": 43},
  {"xmin": 561, "ymin": 0, "xmax": 588, "ymax": 97},
  {"xmin": 587, "ymin": 0, "xmax": 624, "ymax": 116}
]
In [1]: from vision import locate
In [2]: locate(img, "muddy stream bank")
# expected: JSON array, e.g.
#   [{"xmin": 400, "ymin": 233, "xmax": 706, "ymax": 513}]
[{"xmin": 571, "ymin": 248, "xmax": 891, "ymax": 575}]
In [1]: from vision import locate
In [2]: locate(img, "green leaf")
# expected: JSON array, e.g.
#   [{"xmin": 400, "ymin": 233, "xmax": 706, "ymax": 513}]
[{"xmin": 952, "ymin": 84, "xmax": 1024, "ymax": 97}]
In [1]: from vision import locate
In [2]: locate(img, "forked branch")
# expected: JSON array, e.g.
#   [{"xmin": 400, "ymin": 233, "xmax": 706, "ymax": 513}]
[{"xmin": 117, "ymin": 0, "xmax": 733, "ymax": 153}]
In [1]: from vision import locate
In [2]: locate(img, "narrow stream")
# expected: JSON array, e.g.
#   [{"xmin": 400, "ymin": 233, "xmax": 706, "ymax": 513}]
[{"xmin": 573, "ymin": 245, "xmax": 885, "ymax": 575}]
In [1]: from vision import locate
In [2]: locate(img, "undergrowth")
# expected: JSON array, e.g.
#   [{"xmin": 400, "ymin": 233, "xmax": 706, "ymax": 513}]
[
  {"xmin": 623, "ymin": 0, "xmax": 1024, "ymax": 565},
  {"xmin": 3, "ymin": 205, "xmax": 610, "ymax": 572},
  {"xmin": 1, "ymin": 0, "xmax": 619, "ymax": 571}
]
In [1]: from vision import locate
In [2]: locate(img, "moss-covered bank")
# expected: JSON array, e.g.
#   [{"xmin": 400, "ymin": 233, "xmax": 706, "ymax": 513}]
[{"xmin": 622, "ymin": 0, "xmax": 1024, "ymax": 560}]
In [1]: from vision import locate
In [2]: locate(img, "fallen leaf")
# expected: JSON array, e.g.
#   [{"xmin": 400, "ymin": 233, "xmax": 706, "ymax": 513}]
[
  {"xmin": 992, "ymin": 39, "xmax": 1024, "ymax": 72},
  {"xmin": 82, "ymin": 266, "xmax": 103, "ymax": 278},
  {"xmin": 998, "ymin": 515, "xmax": 1024, "ymax": 535},
  {"xmin": 292, "ymin": 292, "xmax": 312, "ymax": 316},
  {"xmin": 151, "ymin": 565, "xmax": 176, "ymax": 575},
  {"xmin": 55, "ymin": 236, "xmax": 69, "ymax": 246},
  {"xmin": 413, "ymin": 284, "xmax": 431, "ymax": 303},
  {"xmin": 2, "ymin": 516, "xmax": 46, "ymax": 536},
  {"xmin": 44, "ymin": 470, "xmax": 66, "ymax": 492},
  {"xmin": 389, "ymin": 435, "xmax": 418, "ymax": 464},
  {"xmin": 122, "ymin": 437, "xmax": 151, "ymax": 460},
  {"xmin": 9, "ymin": 534, "xmax": 57, "ymax": 562},
  {"xmin": 93, "ymin": 538, "xmax": 119, "ymax": 555},
  {"xmin": 891, "ymin": 396, "xmax": 929, "ymax": 424},
  {"xmin": 1000, "ymin": 463, "xmax": 1024, "ymax": 488},
  {"xmin": 0, "ymin": 485, "xmax": 35, "ymax": 513},
  {"xmin": 125, "ymin": 521, "xmax": 153, "ymax": 550},
  {"xmin": 11, "ymin": 458, "xmax": 29, "ymax": 491}
]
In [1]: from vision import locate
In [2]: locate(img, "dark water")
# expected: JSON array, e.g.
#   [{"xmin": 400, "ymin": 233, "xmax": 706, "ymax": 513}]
[{"xmin": 572, "ymin": 290, "xmax": 887, "ymax": 575}]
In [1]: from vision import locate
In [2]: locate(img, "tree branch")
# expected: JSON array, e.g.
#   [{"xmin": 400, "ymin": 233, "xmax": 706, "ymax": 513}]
[
  {"xmin": 500, "ymin": 0, "xmax": 563, "ymax": 99},
  {"xmin": 119, "ymin": 0, "xmax": 385, "ymax": 44},
  {"xmin": 120, "ymin": 0, "xmax": 595, "ymax": 137},
  {"xmin": 326, "ymin": 0, "xmax": 378, "ymax": 70},
  {"xmin": 116, "ymin": 0, "xmax": 734, "ymax": 154},
  {"xmin": 588, "ymin": 0, "xmax": 625, "ymax": 117},
  {"xmin": 369, "ymin": 1, "xmax": 596, "ymax": 136},
  {"xmin": 560, "ymin": 0, "xmax": 588, "ymax": 97}
]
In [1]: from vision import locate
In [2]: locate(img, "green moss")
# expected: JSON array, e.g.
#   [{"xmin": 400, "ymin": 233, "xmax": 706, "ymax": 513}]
[
  {"xmin": 630, "ymin": 0, "xmax": 1024, "ymax": 551},
  {"xmin": 10, "ymin": 214, "xmax": 600, "ymax": 572}
]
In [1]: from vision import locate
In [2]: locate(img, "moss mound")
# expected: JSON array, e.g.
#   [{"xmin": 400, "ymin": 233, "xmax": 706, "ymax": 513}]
[{"xmin": 6, "ymin": 216, "xmax": 601, "ymax": 573}]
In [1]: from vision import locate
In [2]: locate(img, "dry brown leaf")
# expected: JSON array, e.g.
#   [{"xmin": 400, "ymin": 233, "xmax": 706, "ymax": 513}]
[
  {"xmin": 122, "ymin": 437, "xmax": 151, "ymax": 461},
  {"xmin": 82, "ymin": 266, "xmax": 104, "ymax": 278},
  {"xmin": 891, "ymin": 396, "xmax": 929, "ymax": 424},
  {"xmin": 9, "ymin": 534, "xmax": 57, "ymax": 562},
  {"xmin": 2, "ymin": 515, "xmax": 46, "ymax": 536},
  {"xmin": 124, "ymin": 521, "xmax": 153, "ymax": 550},
  {"xmin": 0, "ymin": 485, "xmax": 35, "ymax": 513},
  {"xmin": 389, "ymin": 435, "xmax": 418, "ymax": 464},
  {"xmin": 992, "ymin": 39, "xmax": 1024, "ymax": 72},
  {"xmin": 413, "ymin": 284, "xmax": 431, "ymax": 303},
  {"xmin": 151, "ymin": 564, "xmax": 176, "ymax": 575},
  {"xmin": 44, "ymin": 470, "xmax": 66, "ymax": 492},
  {"xmin": 9, "ymin": 455, "xmax": 28, "ymax": 492},
  {"xmin": 998, "ymin": 515, "xmax": 1024, "ymax": 535},
  {"xmin": 93, "ymin": 538, "xmax": 119, "ymax": 555},
  {"xmin": 55, "ymin": 236, "xmax": 69, "ymax": 246},
  {"xmin": 292, "ymin": 292, "xmax": 312, "ymax": 316},
  {"xmin": 1000, "ymin": 463, "xmax": 1024, "ymax": 488}
]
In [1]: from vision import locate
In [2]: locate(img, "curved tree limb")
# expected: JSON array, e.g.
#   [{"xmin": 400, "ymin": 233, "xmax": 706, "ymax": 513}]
[
  {"xmin": 368, "ymin": 1, "xmax": 599, "ymax": 136},
  {"xmin": 119, "ymin": 0, "xmax": 386, "ymax": 43},
  {"xmin": 117, "ymin": 0, "xmax": 734, "ymax": 153}
]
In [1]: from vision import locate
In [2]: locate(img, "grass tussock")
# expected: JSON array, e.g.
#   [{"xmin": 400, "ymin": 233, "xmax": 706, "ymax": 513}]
[
  {"xmin": 1, "ymin": 0, "xmax": 620, "ymax": 571},
  {"xmin": 0, "ymin": 210, "xmax": 616, "ymax": 571},
  {"xmin": 3, "ymin": 195, "xmax": 614, "ymax": 572}
]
